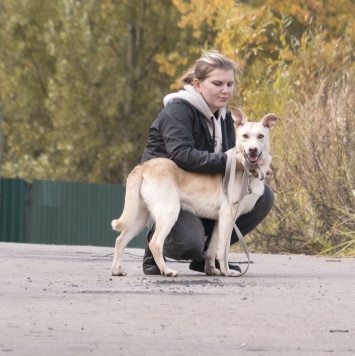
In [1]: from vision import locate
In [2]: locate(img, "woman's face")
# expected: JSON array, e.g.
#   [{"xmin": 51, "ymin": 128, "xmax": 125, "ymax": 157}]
[{"xmin": 193, "ymin": 68, "xmax": 235, "ymax": 113}]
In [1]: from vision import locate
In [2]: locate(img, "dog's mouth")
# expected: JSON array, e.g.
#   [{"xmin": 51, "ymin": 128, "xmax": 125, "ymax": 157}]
[{"xmin": 244, "ymin": 151, "xmax": 262, "ymax": 164}]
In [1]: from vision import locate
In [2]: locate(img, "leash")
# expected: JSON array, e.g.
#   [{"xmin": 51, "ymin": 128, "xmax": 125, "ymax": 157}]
[{"xmin": 222, "ymin": 147, "xmax": 261, "ymax": 277}]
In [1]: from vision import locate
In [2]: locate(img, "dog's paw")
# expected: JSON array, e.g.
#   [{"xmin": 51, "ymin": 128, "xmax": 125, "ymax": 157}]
[
  {"xmin": 111, "ymin": 266, "xmax": 127, "ymax": 276},
  {"xmin": 228, "ymin": 269, "xmax": 241, "ymax": 277},
  {"xmin": 162, "ymin": 268, "xmax": 178, "ymax": 277},
  {"xmin": 205, "ymin": 265, "xmax": 221, "ymax": 276}
]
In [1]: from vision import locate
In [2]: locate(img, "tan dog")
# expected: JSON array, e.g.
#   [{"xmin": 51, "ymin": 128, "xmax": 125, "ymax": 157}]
[{"xmin": 111, "ymin": 108, "xmax": 278, "ymax": 277}]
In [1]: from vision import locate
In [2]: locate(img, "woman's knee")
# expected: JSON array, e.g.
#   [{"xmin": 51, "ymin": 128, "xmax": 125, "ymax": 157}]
[
  {"xmin": 231, "ymin": 184, "xmax": 274, "ymax": 243},
  {"xmin": 163, "ymin": 231, "xmax": 205, "ymax": 260},
  {"xmin": 162, "ymin": 210, "xmax": 206, "ymax": 260},
  {"xmin": 259, "ymin": 184, "xmax": 274, "ymax": 214}
]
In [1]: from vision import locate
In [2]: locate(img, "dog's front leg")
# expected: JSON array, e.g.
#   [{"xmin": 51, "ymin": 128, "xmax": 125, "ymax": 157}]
[
  {"xmin": 205, "ymin": 222, "xmax": 221, "ymax": 276},
  {"xmin": 216, "ymin": 209, "xmax": 240, "ymax": 277}
]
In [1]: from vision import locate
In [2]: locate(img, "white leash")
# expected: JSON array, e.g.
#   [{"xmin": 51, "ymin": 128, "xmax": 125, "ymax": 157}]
[{"xmin": 222, "ymin": 147, "xmax": 252, "ymax": 277}]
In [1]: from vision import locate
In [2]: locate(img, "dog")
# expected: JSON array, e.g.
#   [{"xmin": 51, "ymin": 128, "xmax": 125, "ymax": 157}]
[{"xmin": 111, "ymin": 107, "xmax": 278, "ymax": 277}]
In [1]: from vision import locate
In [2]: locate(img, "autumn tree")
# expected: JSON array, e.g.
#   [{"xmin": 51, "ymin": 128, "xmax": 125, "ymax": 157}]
[
  {"xmin": 169, "ymin": 0, "xmax": 354, "ymax": 112},
  {"xmin": 0, "ymin": 0, "xmax": 189, "ymax": 184}
]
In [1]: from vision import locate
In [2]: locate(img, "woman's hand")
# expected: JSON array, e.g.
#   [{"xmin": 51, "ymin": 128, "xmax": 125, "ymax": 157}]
[{"xmin": 264, "ymin": 165, "xmax": 273, "ymax": 183}]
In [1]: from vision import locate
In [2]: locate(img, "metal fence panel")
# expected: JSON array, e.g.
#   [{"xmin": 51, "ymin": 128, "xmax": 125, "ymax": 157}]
[
  {"xmin": 29, "ymin": 180, "xmax": 146, "ymax": 248},
  {"xmin": 0, "ymin": 178, "xmax": 28, "ymax": 242}
]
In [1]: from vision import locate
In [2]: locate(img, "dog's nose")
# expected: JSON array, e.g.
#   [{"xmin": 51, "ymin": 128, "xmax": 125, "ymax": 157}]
[{"xmin": 249, "ymin": 147, "xmax": 258, "ymax": 155}]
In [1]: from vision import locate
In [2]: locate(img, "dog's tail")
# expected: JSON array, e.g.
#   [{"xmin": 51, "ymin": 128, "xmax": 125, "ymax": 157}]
[{"xmin": 111, "ymin": 165, "xmax": 143, "ymax": 232}]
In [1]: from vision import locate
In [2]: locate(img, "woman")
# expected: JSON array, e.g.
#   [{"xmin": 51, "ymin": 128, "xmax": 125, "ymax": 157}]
[{"xmin": 141, "ymin": 50, "xmax": 274, "ymax": 275}]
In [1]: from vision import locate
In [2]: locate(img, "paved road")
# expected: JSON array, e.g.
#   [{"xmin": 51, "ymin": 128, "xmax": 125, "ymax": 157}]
[{"xmin": 1, "ymin": 242, "xmax": 354, "ymax": 356}]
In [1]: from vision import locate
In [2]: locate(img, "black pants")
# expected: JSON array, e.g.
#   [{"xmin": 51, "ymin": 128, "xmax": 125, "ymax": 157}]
[{"xmin": 160, "ymin": 184, "xmax": 274, "ymax": 261}]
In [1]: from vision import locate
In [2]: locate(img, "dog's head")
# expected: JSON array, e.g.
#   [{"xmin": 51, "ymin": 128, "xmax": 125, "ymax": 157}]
[{"xmin": 230, "ymin": 107, "xmax": 278, "ymax": 164}]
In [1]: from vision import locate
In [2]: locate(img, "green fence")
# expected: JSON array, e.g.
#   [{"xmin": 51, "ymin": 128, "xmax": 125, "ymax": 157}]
[
  {"xmin": 0, "ymin": 178, "xmax": 28, "ymax": 243},
  {"xmin": 0, "ymin": 178, "xmax": 146, "ymax": 248}
]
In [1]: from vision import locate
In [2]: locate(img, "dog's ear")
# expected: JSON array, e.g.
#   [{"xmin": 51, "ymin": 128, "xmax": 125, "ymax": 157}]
[
  {"xmin": 261, "ymin": 113, "xmax": 279, "ymax": 129},
  {"xmin": 230, "ymin": 107, "xmax": 247, "ymax": 127}
]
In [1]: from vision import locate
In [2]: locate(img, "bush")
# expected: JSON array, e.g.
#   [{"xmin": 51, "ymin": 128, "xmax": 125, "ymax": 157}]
[{"xmin": 237, "ymin": 31, "xmax": 355, "ymax": 256}]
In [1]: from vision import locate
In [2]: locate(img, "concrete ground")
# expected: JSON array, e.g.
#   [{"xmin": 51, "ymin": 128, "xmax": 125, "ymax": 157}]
[{"xmin": 1, "ymin": 242, "xmax": 354, "ymax": 356}]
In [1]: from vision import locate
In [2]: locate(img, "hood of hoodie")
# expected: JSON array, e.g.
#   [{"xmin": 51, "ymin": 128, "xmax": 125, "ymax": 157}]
[
  {"xmin": 163, "ymin": 85, "xmax": 225, "ymax": 153},
  {"xmin": 163, "ymin": 85, "xmax": 226, "ymax": 120}
]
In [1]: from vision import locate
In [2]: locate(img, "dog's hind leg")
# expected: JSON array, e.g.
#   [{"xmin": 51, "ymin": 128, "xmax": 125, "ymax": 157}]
[
  {"xmin": 149, "ymin": 216, "xmax": 179, "ymax": 277},
  {"xmin": 111, "ymin": 205, "xmax": 149, "ymax": 276},
  {"xmin": 148, "ymin": 206, "xmax": 180, "ymax": 277},
  {"xmin": 141, "ymin": 179, "xmax": 181, "ymax": 277}
]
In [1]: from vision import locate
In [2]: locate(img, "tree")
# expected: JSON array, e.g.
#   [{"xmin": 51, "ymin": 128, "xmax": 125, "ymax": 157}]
[
  {"xmin": 0, "ymin": 0, "xmax": 187, "ymax": 184},
  {"xmin": 171, "ymin": 0, "xmax": 354, "ymax": 113}
]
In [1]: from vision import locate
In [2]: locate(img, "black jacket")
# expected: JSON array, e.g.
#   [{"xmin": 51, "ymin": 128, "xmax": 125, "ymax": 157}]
[{"xmin": 141, "ymin": 99, "xmax": 236, "ymax": 174}]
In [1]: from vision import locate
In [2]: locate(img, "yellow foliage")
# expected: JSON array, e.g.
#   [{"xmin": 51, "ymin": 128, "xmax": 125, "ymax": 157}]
[
  {"xmin": 155, "ymin": 52, "xmax": 189, "ymax": 77},
  {"xmin": 171, "ymin": 0, "xmax": 354, "ymax": 67},
  {"xmin": 155, "ymin": 46, "xmax": 201, "ymax": 89},
  {"xmin": 173, "ymin": 0, "xmax": 234, "ymax": 32}
]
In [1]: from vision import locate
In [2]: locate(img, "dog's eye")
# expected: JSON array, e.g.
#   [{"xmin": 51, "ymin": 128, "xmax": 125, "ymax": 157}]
[
  {"xmin": 258, "ymin": 134, "xmax": 264, "ymax": 139},
  {"xmin": 242, "ymin": 134, "xmax": 248, "ymax": 138}
]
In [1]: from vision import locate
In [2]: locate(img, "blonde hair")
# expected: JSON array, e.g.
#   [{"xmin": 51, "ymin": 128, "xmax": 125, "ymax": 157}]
[{"xmin": 180, "ymin": 50, "xmax": 239, "ymax": 86}]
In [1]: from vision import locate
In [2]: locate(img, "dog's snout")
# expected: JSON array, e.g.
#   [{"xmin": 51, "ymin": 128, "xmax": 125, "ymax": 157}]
[{"xmin": 249, "ymin": 147, "xmax": 258, "ymax": 155}]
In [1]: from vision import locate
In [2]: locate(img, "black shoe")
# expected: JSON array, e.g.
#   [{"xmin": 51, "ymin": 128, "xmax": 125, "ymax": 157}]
[
  {"xmin": 189, "ymin": 259, "xmax": 241, "ymax": 273},
  {"xmin": 142, "ymin": 228, "xmax": 163, "ymax": 275},
  {"xmin": 142, "ymin": 241, "xmax": 161, "ymax": 275}
]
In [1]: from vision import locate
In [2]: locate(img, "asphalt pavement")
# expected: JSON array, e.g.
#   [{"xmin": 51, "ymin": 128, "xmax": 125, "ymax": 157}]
[{"xmin": 1, "ymin": 242, "xmax": 354, "ymax": 356}]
